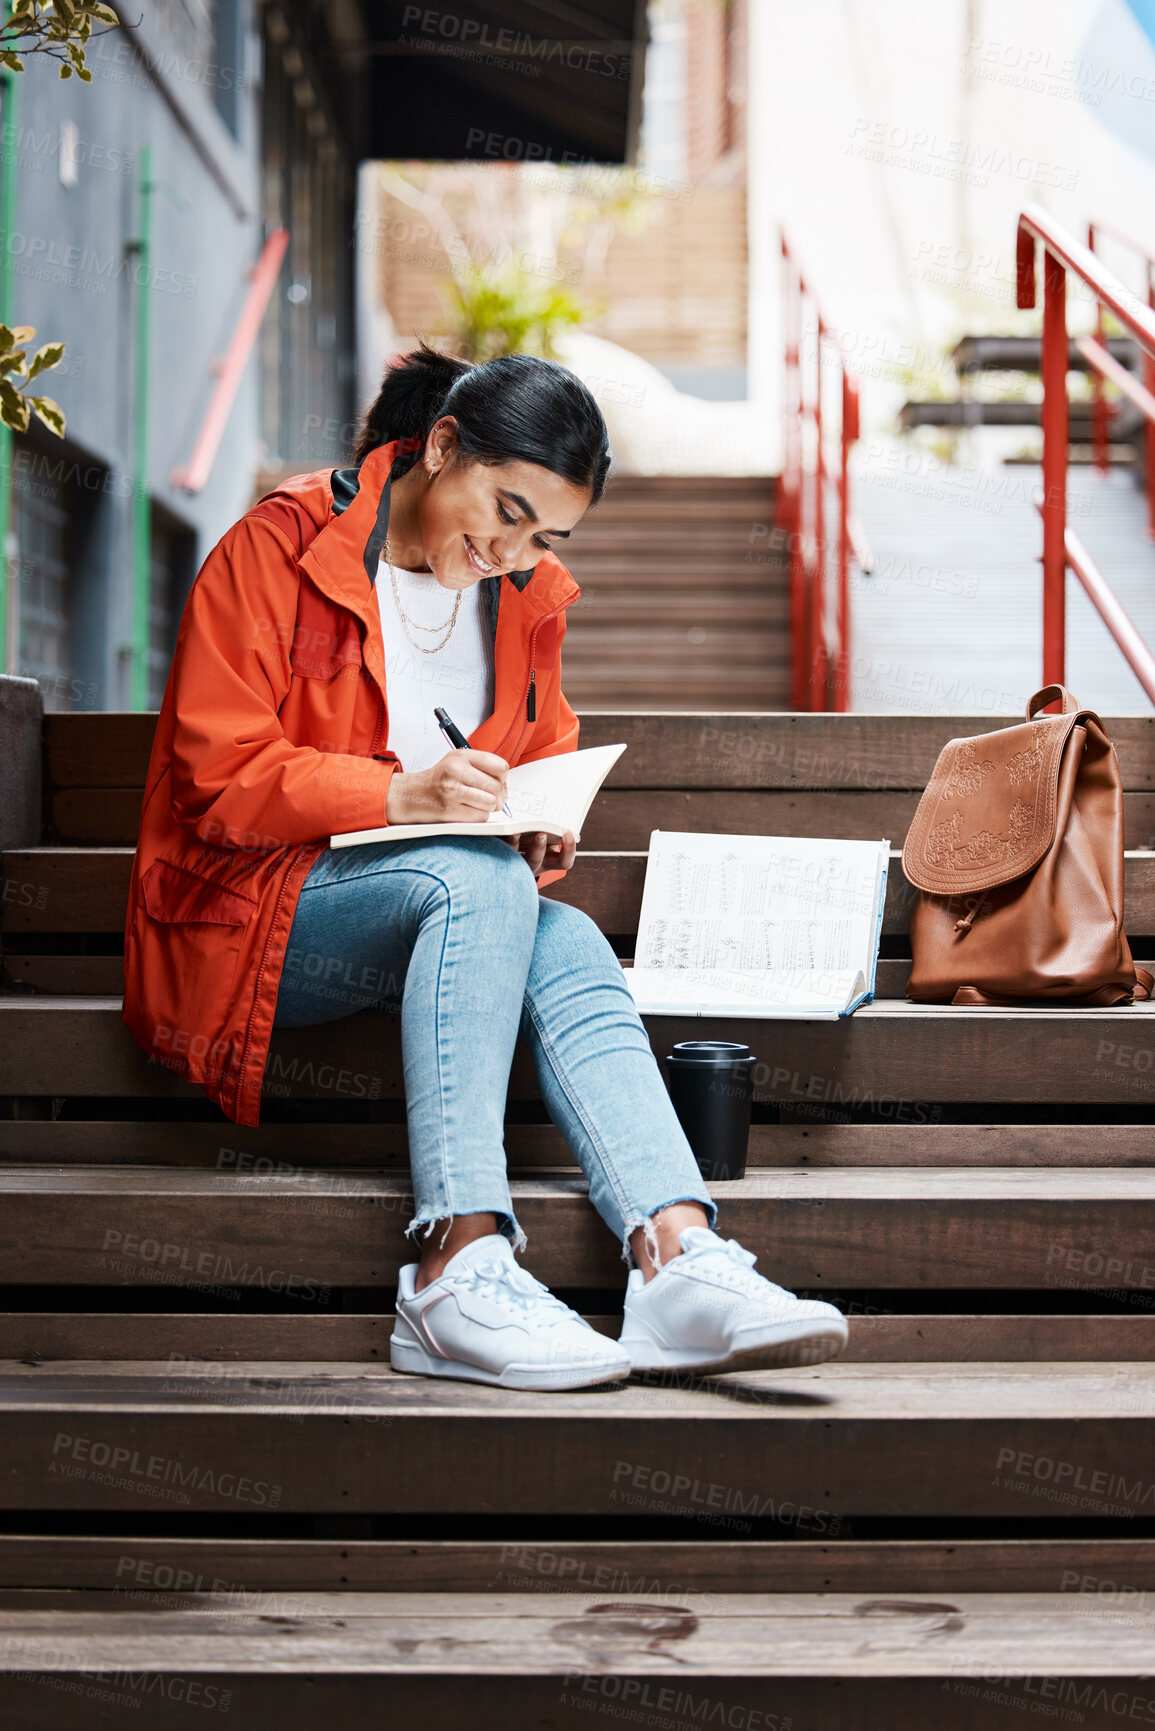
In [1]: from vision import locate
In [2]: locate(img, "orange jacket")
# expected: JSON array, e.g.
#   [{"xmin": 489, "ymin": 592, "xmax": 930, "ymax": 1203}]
[{"xmin": 122, "ymin": 437, "xmax": 581, "ymax": 1125}]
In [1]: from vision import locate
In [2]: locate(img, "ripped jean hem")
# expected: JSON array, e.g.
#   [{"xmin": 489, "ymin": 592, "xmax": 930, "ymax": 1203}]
[
  {"xmin": 404, "ymin": 1207, "xmax": 528, "ymax": 1257},
  {"xmin": 618, "ymin": 1192, "xmax": 718, "ymax": 1272}
]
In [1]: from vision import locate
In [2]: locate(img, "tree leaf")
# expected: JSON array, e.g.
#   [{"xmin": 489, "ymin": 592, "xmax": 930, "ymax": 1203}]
[
  {"xmin": 0, "ymin": 380, "xmax": 31, "ymax": 434},
  {"xmin": 9, "ymin": 326, "xmax": 36, "ymax": 345},
  {"xmin": 0, "ymin": 50, "xmax": 25, "ymax": 72},
  {"xmin": 0, "ymin": 351, "xmax": 28, "ymax": 377},
  {"xmin": 30, "ymin": 396, "xmax": 67, "ymax": 438},
  {"xmin": 27, "ymin": 342, "xmax": 65, "ymax": 381},
  {"xmin": 58, "ymin": 62, "xmax": 72, "ymax": 78}
]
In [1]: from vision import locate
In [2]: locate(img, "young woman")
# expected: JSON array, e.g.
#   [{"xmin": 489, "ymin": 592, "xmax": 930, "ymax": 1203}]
[{"xmin": 123, "ymin": 345, "xmax": 848, "ymax": 1391}]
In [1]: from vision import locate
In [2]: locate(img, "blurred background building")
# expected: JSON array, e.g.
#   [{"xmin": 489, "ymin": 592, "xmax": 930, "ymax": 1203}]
[{"xmin": 6, "ymin": 0, "xmax": 1155, "ymax": 713}]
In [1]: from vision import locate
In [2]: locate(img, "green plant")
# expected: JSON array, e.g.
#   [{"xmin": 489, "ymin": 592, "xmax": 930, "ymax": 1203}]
[
  {"xmin": 442, "ymin": 265, "xmax": 592, "ymax": 364},
  {"xmin": 0, "ymin": 0, "xmax": 123, "ymax": 436},
  {"xmin": 1, "ymin": 0, "xmax": 120, "ymax": 78},
  {"xmin": 0, "ymin": 325, "xmax": 64, "ymax": 434}
]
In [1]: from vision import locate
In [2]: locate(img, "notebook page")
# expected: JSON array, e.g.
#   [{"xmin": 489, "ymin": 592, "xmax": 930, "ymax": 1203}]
[
  {"xmin": 487, "ymin": 743, "xmax": 627, "ymax": 834},
  {"xmin": 626, "ymin": 964, "xmax": 866, "ymax": 1017},
  {"xmin": 634, "ymin": 831, "xmax": 888, "ymax": 990}
]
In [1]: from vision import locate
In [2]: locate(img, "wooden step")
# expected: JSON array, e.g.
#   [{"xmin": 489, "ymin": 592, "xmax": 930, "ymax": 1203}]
[
  {"xmin": 5, "ymin": 1533, "xmax": 1155, "ymax": 1592},
  {"xmin": 580, "ymin": 789, "xmax": 1155, "ymax": 848},
  {"xmin": 568, "ymin": 600, "xmax": 788, "ymax": 627},
  {"xmin": 4, "ymin": 1588, "xmax": 1149, "ymax": 1730},
  {"xmin": 561, "ymin": 633, "xmax": 787, "ymax": 662},
  {"xmin": 1, "ymin": 950, "xmax": 1149, "ymax": 999},
  {"xmin": 2, "ymin": 1359, "xmax": 1154, "ymax": 1517},
  {"xmin": 2, "ymin": 996, "xmax": 1152, "ymax": 1105},
  {"xmin": 8, "ymin": 849, "xmax": 1155, "ymax": 941},
  {"xmin": 2, "ymin": 1119, "xmax": 1152, "ymax": 1169},
  {"xmin": 566, "ymin": 564, "xmax": 786, "ymax": 586},
  {"xmin": 36, "ymin": 783, "xmax": 1155, "ymax": 848},
  {"xmin": 4, "ymin": 1312, "xmax": 1155, "ymax": 1364},
  {"xmin": 566, "ymin": 524, "xmax": 779, "ymax": 549},
  {"xmin": 34, "ymin": 710, "xmax": 1154, "ymax": 845},
  {"xmin": 1, "ymin": 1589, "xmax": 1154, "ymax": 1731},
  {"xmin": 562, "ymin": 681, "xmax": 794, "ymax": 712},
  {"xmin": 41, "ymin": 712, "xmax": 1152, "ymax": 792},
  {"xmin": 0, "ymin": 1166, "xmax": 1151, "ymax": 1290}
]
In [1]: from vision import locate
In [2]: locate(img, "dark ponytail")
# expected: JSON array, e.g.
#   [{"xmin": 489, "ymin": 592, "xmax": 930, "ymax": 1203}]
[{"xmin": 352, "ymin": 340, "xmax": 611, "ymax": 505}]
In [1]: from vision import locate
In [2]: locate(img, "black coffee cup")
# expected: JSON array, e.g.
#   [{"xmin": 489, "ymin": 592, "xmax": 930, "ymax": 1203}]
[{"xmin": 665, "ymin": 1041, "xmax": 755, "ymax": 1181}]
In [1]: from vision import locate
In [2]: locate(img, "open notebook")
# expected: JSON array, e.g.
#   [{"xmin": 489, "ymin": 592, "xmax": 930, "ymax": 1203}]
[
  {"xmin": 330, "ymin": 742, "xmax": 627, "ymax": 849},
  {"xmin": 625, "ymin": 831, "xmax": 890, "ymax": 1019}
]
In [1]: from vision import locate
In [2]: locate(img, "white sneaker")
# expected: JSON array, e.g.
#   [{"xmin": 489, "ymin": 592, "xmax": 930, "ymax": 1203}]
[
  {"xmin": 391, "ymin": 1234, "xmax": 631, "ymax": 1391},
  {"xmin": 620, "ymin": 1227, "xmax": 849, "ymax": 1375}
]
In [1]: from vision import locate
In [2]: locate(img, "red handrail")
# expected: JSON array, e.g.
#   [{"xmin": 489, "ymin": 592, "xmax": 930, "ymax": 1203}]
[
  {"xmin": 171, "ymin": 227, "xmax": 290, "ymax": 494},
  {"xmin": 779, "ymin": 234, "xmax": 869, "ymax": 712},
  {"xmin": 1016, "ymin": 204, "xmax": 1155, "ymax": 705},
  {"xmin": 1086, "ymin": 220, "xmax": 1155, "ymax": 537}
]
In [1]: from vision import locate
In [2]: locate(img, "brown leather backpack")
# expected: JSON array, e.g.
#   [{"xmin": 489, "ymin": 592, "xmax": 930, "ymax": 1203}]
[{"xmin": 903, "ymin": 685, "xmax": 1152, "ymax": 1007}]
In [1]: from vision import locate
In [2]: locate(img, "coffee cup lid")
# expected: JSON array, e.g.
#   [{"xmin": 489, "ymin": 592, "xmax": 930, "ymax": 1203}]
[{"xmin": 667, "ymin": 1041, "xmax": 754, "ymax": 1064}]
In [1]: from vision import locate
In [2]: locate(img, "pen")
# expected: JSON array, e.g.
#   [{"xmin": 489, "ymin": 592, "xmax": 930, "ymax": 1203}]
[{"xmin": 434, "ymin": 705, "xmax": 513, "ymax": 819}]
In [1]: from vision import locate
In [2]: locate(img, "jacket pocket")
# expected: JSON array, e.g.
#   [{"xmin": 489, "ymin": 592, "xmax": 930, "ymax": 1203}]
[
  {"xmin": 137, "ymin": 861, "xmax": 259, "ymax": 1042},
  {"xmin": 141, "ymin": 859, "xmax": 258, "ymax": 926}
]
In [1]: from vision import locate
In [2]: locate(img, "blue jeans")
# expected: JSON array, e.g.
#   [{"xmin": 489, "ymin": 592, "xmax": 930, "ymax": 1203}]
[{"xmin": 273, "ymin": 835, "xmax": 715, "ymax": 1261}]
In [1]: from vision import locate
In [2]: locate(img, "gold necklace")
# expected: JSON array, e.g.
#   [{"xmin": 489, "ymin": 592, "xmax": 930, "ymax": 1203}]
[{"xmin": 384, "ymin": 536, "xmax": 461, "ymax": 654}]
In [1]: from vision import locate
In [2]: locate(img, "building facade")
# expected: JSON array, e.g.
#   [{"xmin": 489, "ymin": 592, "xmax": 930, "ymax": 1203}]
[{"xmin": 3, "ymin": 0, "xmax": 356, "ymax": 711}]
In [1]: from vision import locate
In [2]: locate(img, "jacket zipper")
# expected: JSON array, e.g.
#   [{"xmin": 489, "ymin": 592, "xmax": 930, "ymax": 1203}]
[
  {"xmin": 236, "ymin": 845, "xmax": 306, "ymax": 1117},
  {"xmin": 503, "ymin": 600, "xmax": 568, "ymax": 765},
  {"xmin": 369, "ymin": 692, "xmax": 389, "ymax": 760}
]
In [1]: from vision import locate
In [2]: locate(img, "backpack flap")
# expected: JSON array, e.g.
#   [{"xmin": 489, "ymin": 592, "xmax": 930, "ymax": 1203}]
[{"xmin": 901, "ymin": 711, "xmax": 1084, "ymax": 897}]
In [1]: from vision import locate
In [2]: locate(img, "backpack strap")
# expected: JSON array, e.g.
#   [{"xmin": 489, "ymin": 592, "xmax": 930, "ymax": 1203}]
[{"xmin": 1026, "ymin": 684, "xmax": 1080, "ymax": 718}]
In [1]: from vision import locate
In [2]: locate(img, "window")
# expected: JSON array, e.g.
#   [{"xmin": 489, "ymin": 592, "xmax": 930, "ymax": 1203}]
[
  {"xmin": 209, "ymin": 0, "xmax": 244, "ymax": 139},
  {"xmin": 12, "ymin": 443, "xmax": 79, "ymax": 712}
]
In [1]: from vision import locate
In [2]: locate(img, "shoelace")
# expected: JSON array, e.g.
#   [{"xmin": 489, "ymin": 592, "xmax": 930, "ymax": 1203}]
[
  {"xmin": 682, "ymin": 1237, "xmax": 792, "ymax": 1301},
  {"xmin": 449, "ymin": 1257, "xmax": 574, "ymax": 1327}
]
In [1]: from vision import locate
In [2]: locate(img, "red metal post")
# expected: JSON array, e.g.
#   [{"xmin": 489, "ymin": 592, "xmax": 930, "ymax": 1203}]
[
  {"xmin": 783, "ymin": 244, "xmax": 806, "ymax": 710},
  {"xmin": 835, "ymin": 372, "xmax": 857, "ymax": 712},
  {"xmin": 1147, "ymin": 265, "xmax": 1155, "ymax": 540},
  {"xmin": 1040, "ymin": 247, "xmax": 1069, "ymax": 690},
  {"xmin": 781, "ymin": 232, "xmax": 865, "ymax": 712},
  {"xmin": 1018, "ymin": 205, "xmax": 1155, "ymax": 707},
  {"xmin": 1087, "ymin": 224, "xmax": 1111, "ymax": 475},
  {"xmin": 811, "ymin": 318, "xmax": 827, "ymax": 711}
]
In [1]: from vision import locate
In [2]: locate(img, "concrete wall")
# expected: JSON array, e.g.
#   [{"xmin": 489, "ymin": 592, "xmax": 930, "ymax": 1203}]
[{"xmin": 9, "ymin": 0, "xmax": 263, "ymax": 709}]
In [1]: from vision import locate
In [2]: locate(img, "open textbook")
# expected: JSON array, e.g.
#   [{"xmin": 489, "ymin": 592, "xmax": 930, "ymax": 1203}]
[
  {"xmin": 330, "ymin": 742, "xmax": 627, "ymax": 849},
  {"xmin": 625, "ymin": 831, "xmax": 890, "ymax": 1019}
]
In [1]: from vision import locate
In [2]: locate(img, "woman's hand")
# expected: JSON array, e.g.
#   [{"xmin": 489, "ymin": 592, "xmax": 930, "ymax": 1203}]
[
  {"xmin": 386, "ymin": 749, "xmax": 509, "ymax": 825},
  {"xmin": 509, "ymin": 830, "xmax": 576, "ymax": 878}
]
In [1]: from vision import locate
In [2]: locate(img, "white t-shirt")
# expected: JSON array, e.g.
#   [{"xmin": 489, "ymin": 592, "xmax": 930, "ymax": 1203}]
[{"xmin": 376, "ymin": 558, "xmax": 494, "ymax": 773}]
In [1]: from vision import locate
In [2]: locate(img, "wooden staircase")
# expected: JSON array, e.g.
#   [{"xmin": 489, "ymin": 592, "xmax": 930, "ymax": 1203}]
[
  {"xmin": 1, "ymin": 704, "xmax": 1155, "ymax": 1726},
  {"xmin": 558, "ymin": 476, "xmax": 789, "ymax": 710}
]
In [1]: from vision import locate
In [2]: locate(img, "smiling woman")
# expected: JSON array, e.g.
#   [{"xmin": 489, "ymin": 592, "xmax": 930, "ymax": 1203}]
[
  {"xmin": 355, "ymin": 342, "xmax": 607, "ymax": 589},
  {"xmin": 122, "ymin": 340, "xmax": 848, "ymax": 1396},
  {"xmin": 357, "ymin": 345, "xmax": 606, "ymax": 792}
]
